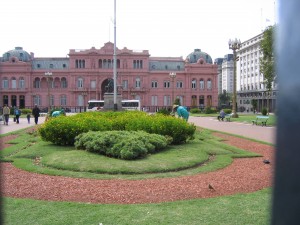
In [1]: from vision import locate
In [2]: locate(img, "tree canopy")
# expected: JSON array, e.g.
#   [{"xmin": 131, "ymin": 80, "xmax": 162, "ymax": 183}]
[{"xmin": 260, "ymin": 25, "xmax": 276, "ymax": 92}]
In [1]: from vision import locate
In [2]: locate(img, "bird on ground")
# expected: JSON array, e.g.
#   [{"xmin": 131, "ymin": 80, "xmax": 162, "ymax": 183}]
[
  {"xmin": 208, "ymin": 184, "xmax": 215, "ymax": 191},
  {"xmin": 263, "ymin": 159, "xmax": 271, "ymax": 164}
]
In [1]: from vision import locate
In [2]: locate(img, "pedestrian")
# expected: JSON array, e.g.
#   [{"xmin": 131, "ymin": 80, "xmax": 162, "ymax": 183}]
[
  {"xmin": 218, "ymin": 109, "xmax": 226, "ymax": 121},
  {"xmin": 32, "ymin": 104, "xmax": 41, "ymax": 125},
  {"xmin": 3, "ymin": 104, "xmax": 10, "ymax": 125},
  {"xmin": 14, "ymin": 106, "xmax": 21, "ymax": 124},
  {"xmin": 27, "ymin": 113, "xmax": 31, "ymax": 124},
  {"xmin": 173, "ymin": 105, "xmax": 189, "ymax": 121}
]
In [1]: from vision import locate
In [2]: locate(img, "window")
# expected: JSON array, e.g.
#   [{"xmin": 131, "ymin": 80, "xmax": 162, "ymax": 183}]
[
  {"xmin": 34, "ymin": 95, "xmax": 41, "ymax": 105},
  {"xmin": 207, "ymin": 79, "xmax": 212, "ymax": 89},
  {"xmin": 199, "ymin": 80, "xmax": 204, "ymax": 89},
  {"xmin": 122, "ymin": 80, "xmax": 128, "ymax": 90},
  {"xmin": 60, "ymin": 95, "xmax": 67, "ymax": 106},
  {"xmin": 151, "ymin": 81, "xmax": 158, "ymax": 88},
  {"xmin": 37, "ymin": 64, "xmax": 41, "ymax": 68},
  {"xmin": 78, "ymin": 95, "xmax": 84, "ymax": 106},
  {"xmin": 75, "ymin": 59, "xmax": 85, "ymax": 68},
  {"xmin": 133, "ymin": 60, "xmax": 143, "ymax": 69},
  {"xmin": 19, "ymin": 77, "xmax": 25, "ymax": 88},
  {"xmin": 34, "ymin": 78, "xmax": 40, "ymax": 88},
  {"xmin": 176, "ymin": 81, "xmax": 183, "ymax": 88},
  {"xmin": 63, "ymin": 64, "xmax": 67, "ymax": 68},
  {"xmin": 2, "ymin": 77, "xmax": 8, "ymax": 89},
  {"xmin": 164, "ymin": 81, "xmax": 170, "ymax": 88},
  {"xmin": 50, "ymin": 64, "xmax": 54, "ymax": 69},
  {"xmin": 50, "ymin": 95, "xmax": 54, "ymax": 106},
  {"xmin": 192, "ymin": 79, "xmax": 196, "ymax": 89},
  {"xmin": 151, "ymin": 96, "xmax": 158, "ymax": 106},
  {"xmin": 90, "ymin": 80, "xmax": 96, "ymax": 89},
  {"xmin": 135, "ymin": 77, "xmax": 141, "ymax": 88},
  {"xmin": 12, "ymin": 78, "xmax": 17, "ymax": 89},
  {"xmin": 61, "ymin": 78, "xmax": 67, "ymax": 88},
  {"xmin": 163, "ymin": 95, "xmax": 171, "ymax": 106},
  {"xmin": 77, "ymin": 78, "xmax": 83, "ymax": 88}
]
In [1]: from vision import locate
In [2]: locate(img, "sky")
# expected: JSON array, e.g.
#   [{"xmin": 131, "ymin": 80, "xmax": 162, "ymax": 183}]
[{"xmin": 1, "ymin": 0, "xmax": 277, "ymax": 60}]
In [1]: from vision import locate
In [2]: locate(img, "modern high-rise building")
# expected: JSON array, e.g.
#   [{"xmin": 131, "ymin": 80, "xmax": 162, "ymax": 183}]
[
  {"xmin": 0, "ymin": 44, "xmax": 218, "ymax": 112},
  {"xmin": 221, "ymin": 54, "xmax": 234, "ymax": 94}
]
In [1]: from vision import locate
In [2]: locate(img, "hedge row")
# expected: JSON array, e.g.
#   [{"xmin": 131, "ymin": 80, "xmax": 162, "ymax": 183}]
[{"xmin": 38, "ymin": 111, "xmax": 196, "ymax": 146}]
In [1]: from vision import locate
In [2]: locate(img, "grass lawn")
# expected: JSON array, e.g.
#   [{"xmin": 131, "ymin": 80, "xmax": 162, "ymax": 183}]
[
  {"xmin": 1, "ymin": 126, "xmax": 271, "ymax": 224},
  {"xmin": 3, "ymin": 188, "xmax": 271, "ymax": 225},
  {"xmin": 190, "ymin": 113, "xmax": 276, "ymax": 126}
]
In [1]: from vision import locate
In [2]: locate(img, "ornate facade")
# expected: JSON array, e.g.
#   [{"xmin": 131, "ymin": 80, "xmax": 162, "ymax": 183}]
[{"xmin": 0, "ymin": 43, "xmax": 218, "ymax": 112}]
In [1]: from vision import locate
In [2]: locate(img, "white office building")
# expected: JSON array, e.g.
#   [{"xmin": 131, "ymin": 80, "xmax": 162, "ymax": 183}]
[{"xmin": 236, "ymin": 33, "xmax": 277, "ymax": 113}]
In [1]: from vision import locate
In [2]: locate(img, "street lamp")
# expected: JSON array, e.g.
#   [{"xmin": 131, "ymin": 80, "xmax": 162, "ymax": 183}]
[
  {"xmin": 44, "ymin": 72, "xmax": 53, "ymax": 114},
  {"xmin": 228, "ymin": 38, "xmax": 241, "ymax": 118},
  {"xmin": 81, "ymin": 92, "xmax": 88, "ymax": 111},
  {"xmin": 169, "ymin": 72, "xmax": 176, "ymax": 105}
]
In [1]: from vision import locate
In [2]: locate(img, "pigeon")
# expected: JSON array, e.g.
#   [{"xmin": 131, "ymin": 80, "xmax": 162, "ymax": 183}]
[
  {"xmin": 263, "ymin": 159, "xmax": 270, "ymax": 164},
  {"xmin": 208, "ymin": 184, "xmax": 215, "ymax": 190}
]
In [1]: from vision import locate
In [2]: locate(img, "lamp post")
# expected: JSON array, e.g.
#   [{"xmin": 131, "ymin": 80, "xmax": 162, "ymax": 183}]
[
  {"xmin": 81, "ymin": 92, "xmax": 88, "ymax": 111},
  {"xmin": 169, "ymin": 72, "xmax": 176, "ymax": 105},
  {"xmin": 228, "ymin": 38, "xmax": 241, "ymax": 118},
  {"xmin": 44, "ymin": 72, "xmax": 53, "ymax": 114}
]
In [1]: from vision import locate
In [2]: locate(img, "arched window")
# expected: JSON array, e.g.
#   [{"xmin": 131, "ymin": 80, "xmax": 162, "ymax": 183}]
[
  {"xmin": 19, "ymin": 77, "xmax": 25, "ymax": 89},
  {"xmin": 61, "ymin": 77, "xmax": 67, "ymax": 88},
  {"xmin": 192, "ymin": 79, "xmax": 196, "ymax": 89},
  {"xmin": 77, "ymin": 78, "xmax": 83, "ymax": 88},
  {"xmin": 34, "ymin": 78, "xmax": 40, "ymax": 88},
  {"xmin": 12, "ymin": 77, "xmax": 17, "ymax": 89},
  {"xmin": 200, "ymin": 79, "xmax": 204, "ymax": 89},
  {"xmin": 135, "ymin": 77, "xmax": 141, "ymax": 88},
  {"xmin": 207, "ymin": 79, "xmax": 212, "ymax": 90},
  {"xmin": 2, "ymin": 77, "xmax": 8, "ymax": 89},
  {"xmin": 98, "ymin": 59, "xmax": 103, "ymax": 68}
]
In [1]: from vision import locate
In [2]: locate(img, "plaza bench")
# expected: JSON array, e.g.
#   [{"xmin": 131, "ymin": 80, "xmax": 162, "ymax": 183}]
[
  {"xmin": 225, "ymin": 114, "xmax": 232, "ymax": 122},
  {"xmin": 252, "ymin": 116, "xmax": 269, "ymax": 127}
]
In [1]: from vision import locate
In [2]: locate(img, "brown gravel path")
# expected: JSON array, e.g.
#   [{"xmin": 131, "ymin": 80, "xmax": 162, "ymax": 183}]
[{"xmin": 1, "ymin": 133, "xmax": 274, "ymax": 204}]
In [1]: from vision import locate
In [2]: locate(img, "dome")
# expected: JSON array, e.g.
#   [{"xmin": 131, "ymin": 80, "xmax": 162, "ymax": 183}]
[
  {"xmin": 185, "ymin": 49, "xmax": 213, "ymax": 64},
  {"xmin": 2, "ymin": 47, "xmax": 32, "ymax": 62}
]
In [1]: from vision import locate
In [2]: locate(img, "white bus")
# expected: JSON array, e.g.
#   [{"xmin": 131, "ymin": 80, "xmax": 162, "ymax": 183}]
[
  {"xmin": 121, "ymin": 99, "xmax": 141, "ymax": 111},
  {"xmin": 87, "ymin": 99, "xmax": 141, "ymax": 111},
  {"xmin": 87, "ymin": 100, "xmax": 104, "ymax": 111}
]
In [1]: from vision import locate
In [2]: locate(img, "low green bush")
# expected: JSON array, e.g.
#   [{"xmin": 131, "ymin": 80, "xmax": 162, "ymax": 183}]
[
  {"xmin": 74, "ymin": 130, "xmax": 169, "ymax": 160},
  {"xmin": 39, "ymin": 111, "xmax": 195, "ymax": 146},
  {"xmin": 204, "ymin": 107, "xmax": 217, "ymax": 114},
  {"xmin": 190, "ymin": 108, "xmax": 201, "ymax": 113},
  {"xmin": 262, "ymin": 107, "xmax": 268, "ymax": 115},
  {"xmin": 223, "ymin": 108, "xmax": 232, "ymax": 114}
]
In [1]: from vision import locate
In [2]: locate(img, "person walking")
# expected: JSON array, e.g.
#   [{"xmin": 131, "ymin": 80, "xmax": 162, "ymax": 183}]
[
  {"xmin": 14, "ymin": 106, "xmax": 21, "ymax": 124},
  {"xmin": 173, "ymin": 105, "xmax": 190, "ymax": 121},
  {"xmin": 27, "ymin": 113, "xmax": 31, "ymax": 124},
  {"xmin": 3, "ymin": 104, "xmax": 10, "ymax": 125},
  {"xmin": 32, "ymin": 104, "xmax": 40, "ymax": 125}
]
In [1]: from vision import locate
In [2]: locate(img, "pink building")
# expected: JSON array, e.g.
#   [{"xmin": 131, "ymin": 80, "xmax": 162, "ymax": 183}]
[{"xmin": 0, "ymin": 43, "xmax": 218, "ymax": 112}]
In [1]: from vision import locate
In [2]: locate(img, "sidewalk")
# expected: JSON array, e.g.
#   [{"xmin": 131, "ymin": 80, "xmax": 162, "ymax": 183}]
[
  {"xmin": 189, "ymin": 116, "xmax": 276, "ymax": 144},
  {"xmin": 0, "ymin": 116, "xmax": 46, "ymax": 134}
]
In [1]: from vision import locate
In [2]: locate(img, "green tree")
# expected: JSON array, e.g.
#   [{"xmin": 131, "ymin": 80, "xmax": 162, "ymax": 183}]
[
  {"xmin": 260, "ymin": 25, "xmax": 276, "ymax": 113},
  {"xmin": 251, "ymin": 99, "xmax": 258, "ymax": 113},
  {"xmin": 174, "ymin": 98, "xmax": 181, "ymax": 106},
  {"xmin": 218, "ymin": 90, "xmax": 231, "ymax": 107}
]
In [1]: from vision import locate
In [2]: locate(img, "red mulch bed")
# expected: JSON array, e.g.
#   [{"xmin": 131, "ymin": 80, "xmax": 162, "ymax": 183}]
[{"xmin": 1, "ymin": 132, "xmax": 274, "ymax": 204}]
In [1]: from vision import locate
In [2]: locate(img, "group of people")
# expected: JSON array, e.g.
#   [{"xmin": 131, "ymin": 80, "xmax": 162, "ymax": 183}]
[{"xmin": 1, "ymin": 104, "xmax": 41, "ymax": 125}]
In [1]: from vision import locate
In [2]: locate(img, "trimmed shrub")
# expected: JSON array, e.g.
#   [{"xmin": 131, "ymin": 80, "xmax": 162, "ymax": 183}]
[
  {"xmin": 223, "ymin": 109, "xmax": 232, "ymax": 114},
  {"xmin": 39, "ymin": 111, "xmax": 195, "ymax": 145},
  {"xmin": 262, "ymin": 107, "xmax": 268, "ymax": 116},
  {"xmin": 190, "ymin": 108, "xmax": 201, "ymax": 114},
  {"xmin": 74, "ymin": 130, "xmax": 169, "ymax": 160}
]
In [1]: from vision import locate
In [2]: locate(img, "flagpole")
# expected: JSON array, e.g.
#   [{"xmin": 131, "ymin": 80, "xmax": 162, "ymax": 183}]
[{"xmin": 113, "ymin": 0, "xmax": 117, "ymax": 110}]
